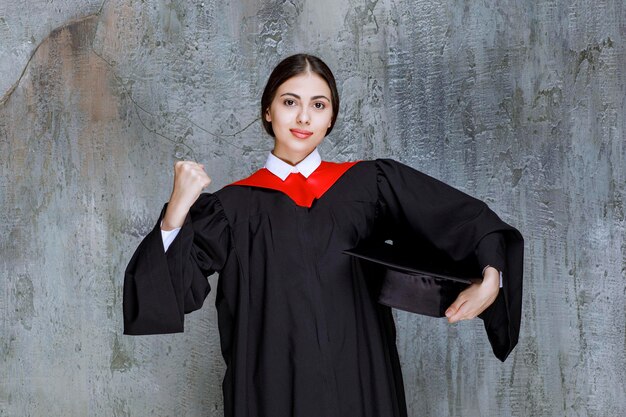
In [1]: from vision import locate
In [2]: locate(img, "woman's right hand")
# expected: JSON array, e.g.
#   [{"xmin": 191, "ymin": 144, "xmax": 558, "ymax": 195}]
[{"xmin": 161, "ymin": 161, "xmax": 212, "ymax": 230}]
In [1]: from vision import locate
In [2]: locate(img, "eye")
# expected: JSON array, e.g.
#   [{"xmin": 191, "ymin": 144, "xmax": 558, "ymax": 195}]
[
  {"xmin": 283, "ymin": 99, "xmax": 296, "ymax": 106},
  {"xmin": 313, "ymin": 102, "xmax": 326, "ymax": 109}
]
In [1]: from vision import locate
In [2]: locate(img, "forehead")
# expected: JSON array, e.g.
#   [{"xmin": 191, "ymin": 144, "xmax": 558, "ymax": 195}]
[{"xmin": 275, "ymin": 72, "xmax": 331, "ymax": 97}]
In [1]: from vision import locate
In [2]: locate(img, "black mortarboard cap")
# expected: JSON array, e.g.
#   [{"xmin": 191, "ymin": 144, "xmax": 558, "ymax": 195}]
[{"xmin": 343, "ymin": 240, "xmax": 483, "ymax": 317}]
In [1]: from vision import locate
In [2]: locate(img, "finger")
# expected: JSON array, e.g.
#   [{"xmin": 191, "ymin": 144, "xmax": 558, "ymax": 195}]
[
  {"xmin": 179, "ymin": 161, "xmax": 204, "ymax": 174},
  {"xmin": 448, "ymin": 300, "xmax": 472, "ymax": 323},
  {"xmin": 445, "ymin": 293, "xmax": 467, "ymax": 318},
  {"xmin": 192, "ymin": 163, "xmax": 208, "ymax": 173},
  {"xmin": 448, "ymin": 303, "xmax": 474, "ymax": 323}
]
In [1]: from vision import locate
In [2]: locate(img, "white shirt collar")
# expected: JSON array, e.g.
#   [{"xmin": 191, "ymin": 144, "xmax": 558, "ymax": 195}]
[{"xmin": 264, "ymin": 148, "xmax": 322, "ymax": 181}]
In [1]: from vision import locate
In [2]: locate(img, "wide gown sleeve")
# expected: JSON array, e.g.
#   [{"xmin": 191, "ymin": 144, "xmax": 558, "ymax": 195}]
[
  {"xmin": 375, "ymin": 158, "xmax": 524, "ymax": 362},
  {"xmin": 123, "ymin": 193, "xmax": 231, "ymax": 335}
]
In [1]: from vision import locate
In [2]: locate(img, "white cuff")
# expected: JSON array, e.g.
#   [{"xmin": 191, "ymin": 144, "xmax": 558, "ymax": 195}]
[{"xmin": 160, "ymin": 220, "xmax": 181, "ymax": 253}]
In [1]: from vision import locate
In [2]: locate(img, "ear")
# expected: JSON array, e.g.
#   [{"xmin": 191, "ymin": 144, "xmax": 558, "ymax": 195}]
[{"xmin": 264, "ymin": 108, "xmax": 271, "ymax": 123}]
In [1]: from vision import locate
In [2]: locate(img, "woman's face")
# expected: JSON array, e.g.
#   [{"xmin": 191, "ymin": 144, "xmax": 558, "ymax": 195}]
[{"xmin": 265, "ymin": 72, "xmax": 333, "ymax": 165}]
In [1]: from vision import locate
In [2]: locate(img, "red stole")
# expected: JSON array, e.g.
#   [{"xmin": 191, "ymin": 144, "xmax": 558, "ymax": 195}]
[{"xmin": 229, "ymin": 161, "xmax": 360, "ymax": 208}]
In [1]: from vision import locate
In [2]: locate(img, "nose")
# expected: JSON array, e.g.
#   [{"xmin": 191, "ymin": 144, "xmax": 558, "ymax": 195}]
[{"xmin": 296, "ymin": 107, "xmax": 310, "ymax": 125}]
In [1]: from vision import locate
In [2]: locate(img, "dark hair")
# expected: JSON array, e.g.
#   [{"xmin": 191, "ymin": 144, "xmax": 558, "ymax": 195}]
[{"xmin": 261, "ymin": 54, "xmax": 339, "ymax": 137}]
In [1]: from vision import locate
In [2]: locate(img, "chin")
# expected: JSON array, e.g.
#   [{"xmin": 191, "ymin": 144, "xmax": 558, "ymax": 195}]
[
  {"xmin": 285, "ymin": 145, "xmax": 316, "ymax": 157},
  {"xmin": 279, "ymin": 136, "xmax": 322, "ymax": 151}
]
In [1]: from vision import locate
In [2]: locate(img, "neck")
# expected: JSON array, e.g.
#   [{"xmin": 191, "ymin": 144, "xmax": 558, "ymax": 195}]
[{"xmin": 271, "ymin": 148, "xmax": 314, "ymax": 166}]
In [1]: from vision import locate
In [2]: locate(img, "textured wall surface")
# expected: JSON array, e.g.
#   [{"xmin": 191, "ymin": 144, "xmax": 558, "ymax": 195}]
[{"xmin": 1, "ymin": 0, "xmax": 624, "ymax": 416}]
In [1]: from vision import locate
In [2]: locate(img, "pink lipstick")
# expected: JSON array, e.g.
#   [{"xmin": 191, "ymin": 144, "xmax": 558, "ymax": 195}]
[{"xmin": 290, "ymin": 129, "xmax": 313, "ymax": 139}]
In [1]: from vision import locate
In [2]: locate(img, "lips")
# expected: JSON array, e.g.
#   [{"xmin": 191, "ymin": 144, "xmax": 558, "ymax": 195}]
[{"xmin": 290, "ymin": 129, "xmax": 314, "ymax": 139}]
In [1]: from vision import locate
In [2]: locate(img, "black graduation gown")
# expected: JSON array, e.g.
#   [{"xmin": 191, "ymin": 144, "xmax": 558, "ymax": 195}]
[{"xmin": 123, "ymin": 158, "xmax": 524, "ymax": 417}]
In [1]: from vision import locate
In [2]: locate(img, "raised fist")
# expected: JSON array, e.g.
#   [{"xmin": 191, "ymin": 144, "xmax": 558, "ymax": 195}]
[{"xmin": 161, "ymin": 161, "xmax": 212, "ymax": 230}]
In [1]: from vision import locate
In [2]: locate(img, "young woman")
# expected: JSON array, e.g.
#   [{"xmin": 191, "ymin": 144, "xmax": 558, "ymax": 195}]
[{"xmin": 123, "ymin": 54, "xmax": 523, "ymax": 417}]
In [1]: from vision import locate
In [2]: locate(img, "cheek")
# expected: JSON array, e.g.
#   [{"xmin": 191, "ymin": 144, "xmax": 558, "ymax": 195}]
[
  {"xmin": 318, "ymin": 113, "xmax": 333, "ymax": 128},
  {"xmin": 271, "ymin": 108, "xmax": 294, "ymax": 126}
]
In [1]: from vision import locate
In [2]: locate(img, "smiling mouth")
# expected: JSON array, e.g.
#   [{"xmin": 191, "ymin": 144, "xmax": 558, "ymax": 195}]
[{"xmin": 290, "ymin": 129, "xmax": 313, "ymax": 139}]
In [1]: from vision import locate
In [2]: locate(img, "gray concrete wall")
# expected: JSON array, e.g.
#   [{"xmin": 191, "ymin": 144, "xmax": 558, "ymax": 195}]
[{"xmin": 1, "ymin": 0, "xmax": 624, "ymax": 416}]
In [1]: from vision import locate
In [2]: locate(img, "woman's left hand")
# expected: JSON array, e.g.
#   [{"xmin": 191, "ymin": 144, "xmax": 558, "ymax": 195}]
[{"xmin": 445, "ymin": 266, "xmax": 500, "ymax": 323}]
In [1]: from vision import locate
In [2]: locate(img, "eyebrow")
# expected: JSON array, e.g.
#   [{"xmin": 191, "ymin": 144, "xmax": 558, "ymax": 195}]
[{"xmin": 280, "ymin": 93, "xmax": 330, "ymax": 101}]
